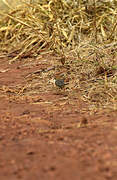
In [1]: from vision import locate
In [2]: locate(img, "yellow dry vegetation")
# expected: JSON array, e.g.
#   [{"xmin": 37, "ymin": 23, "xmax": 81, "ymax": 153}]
[{"xmin": 0, "ymin": 0, "xmax": 117, "ymax": 110}]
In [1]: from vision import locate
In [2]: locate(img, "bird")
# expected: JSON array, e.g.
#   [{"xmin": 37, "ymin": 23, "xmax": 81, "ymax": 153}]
[
  {"xmin": 55, "ymin": 79, "xmax": 65, "ymax": 89},
  {"xmin": 54, "ymin": 75, "xmax": 68, "ymax": 89}
]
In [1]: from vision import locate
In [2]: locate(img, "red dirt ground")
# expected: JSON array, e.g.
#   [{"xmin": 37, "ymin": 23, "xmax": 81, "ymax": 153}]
[{"xmin": 0, "ymin": 56, "xmax": 117, "ymax": 180}]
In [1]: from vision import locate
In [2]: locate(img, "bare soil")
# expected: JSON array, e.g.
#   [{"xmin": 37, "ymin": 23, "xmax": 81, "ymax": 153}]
[{"xmin": 0, "ymin": 55, "xmax": 117, "ymax": 180}]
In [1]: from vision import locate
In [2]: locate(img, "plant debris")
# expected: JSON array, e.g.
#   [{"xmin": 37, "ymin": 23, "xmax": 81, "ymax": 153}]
[{"xmin": 0, "ymin": 0, "xmax": 117, "ymax": 110}]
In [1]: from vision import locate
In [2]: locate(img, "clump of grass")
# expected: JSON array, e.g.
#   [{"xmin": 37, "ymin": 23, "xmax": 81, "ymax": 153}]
[
  {"xmin": 0, "ymin": 0, "xmax": 117, "ymax": 60},
  {"xmin": 0, "ymin": 0, "xmax": 117, "ymax": 110}
]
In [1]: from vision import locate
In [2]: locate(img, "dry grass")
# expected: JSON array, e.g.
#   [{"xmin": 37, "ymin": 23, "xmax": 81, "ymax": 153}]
[{"xmin": 0, "ymin": 0, "xmax": 117, "ymax": 110}]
